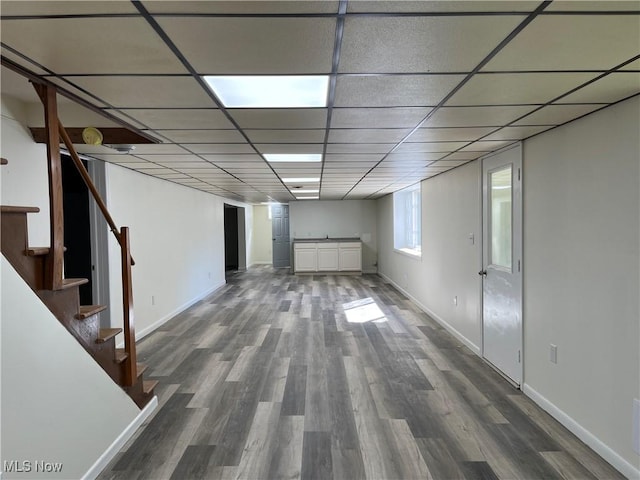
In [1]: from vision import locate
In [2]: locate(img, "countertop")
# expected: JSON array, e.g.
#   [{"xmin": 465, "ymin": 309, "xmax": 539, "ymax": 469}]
[{"xmin": 293, "ymin": 237, "xmax": 362, "ymax": 243}]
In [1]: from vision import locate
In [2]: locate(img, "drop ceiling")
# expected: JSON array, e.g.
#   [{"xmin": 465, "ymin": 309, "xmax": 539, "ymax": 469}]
[{"xmin": 1, "ymin": 0, "xmax": 638, "ymax": 203}]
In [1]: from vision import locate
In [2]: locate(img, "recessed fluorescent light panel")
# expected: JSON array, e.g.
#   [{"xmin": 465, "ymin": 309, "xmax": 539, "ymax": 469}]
[
  {"xmin": 292, "ymin": 189, "xmax": 319, "ymax": 193},
  {"xmin": 264, "ymin": 154, "xmax": 321, "ymax": 163},
  {"xmin": 282, "ymin": 178, "xmax": 320, "ymax": 183},
  {"xmin": 204, "ymin": 76, "xmax": 329, "ymax": 108},
  {"xmin": 296, "ymin": 196, "xmax": 319, "ymax": 200}
]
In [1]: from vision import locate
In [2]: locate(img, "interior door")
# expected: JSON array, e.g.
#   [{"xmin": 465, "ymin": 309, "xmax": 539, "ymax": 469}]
[
  {"xmin": 272, "ymin": 204, "xmax": 290, "ymax": 268},
  {"xmin": 481, "ymin": 143, "xmax": 523, "ymax": 386}
]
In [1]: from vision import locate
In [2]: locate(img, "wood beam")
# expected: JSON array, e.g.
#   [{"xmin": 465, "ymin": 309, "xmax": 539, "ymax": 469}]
[{"xmin": 30, "ymin": 127, "xmax": 154, "ymax": 146}]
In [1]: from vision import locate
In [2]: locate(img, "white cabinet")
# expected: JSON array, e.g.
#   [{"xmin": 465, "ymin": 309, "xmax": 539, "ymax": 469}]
[
  {"xmin": 339, "ymin": 242, "xmax": 362, "ymax": 271},
  {"xmin": 317, "ymin": 243, "xmax": 339, "ymax": 271},
  {"xmin": 294, "ymin": 241, "xmax": 362, "ymax": 273},
  {"xmin": 294, "ymin": 244, "xmax": 317, "ymax": 272}
]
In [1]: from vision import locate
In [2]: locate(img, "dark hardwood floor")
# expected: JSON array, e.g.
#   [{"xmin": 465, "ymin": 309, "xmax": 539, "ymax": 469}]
[{"xmin": 98, "ymin": 266, "xmax": 623, "ymax": 480}]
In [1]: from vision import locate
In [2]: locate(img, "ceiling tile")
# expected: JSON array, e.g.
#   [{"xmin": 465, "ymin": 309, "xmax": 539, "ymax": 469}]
[
  {"xmin": 442, "ymin": 151, "xmax": 485, "ymax": 161},
  {"xmin": 339, "ymin": 16, "xmax": 522, "ymax": 73},
  {"xmin": 231, "ymin": 109, "xmax": 327, "ymax": 129},
  {"xmin": 331, "ymin": 107, "xmax": 431, "ymax": 128},
  {"xmin": 256, "ymin": 144, "xmax": 324, "ymax": 154},
  {"xmin": 120, "ymin": 144, "xmax": 189, "ymax": 155},
  {"xmin": 0, "ymin": 18, "xmax": 186, "ymax": 74},
  {"xmin": 407, "ymin": 126, "xmax": 497, "ymax": 142},
  {"xmin": 181, "ymin": 143, "xmax": 255, "ymax": 154},
  {"xmin": 157, "ymin": 17, "xmax": 335, "ymax": 74},
  {"xmin": 69, "ymin": 76, "xmax": 215, "ymax": 108},
  {"xmin": 545, "ymin": 1, "xmax": 640, "ymax": 11},
  {"xmin": 430, "ymin": 160, "xmax": 470, "ymax": 167},
  {"xmin": 328, "ymin": 129, "xmax": 411, "ymax": 143},
  {"xmin": 0, "ymin": 1, "xmax": 139, "ymax": 15},
  {"xmin": 326, "ymin": 143, "xmax": 394, "ymax": 154},
  {"xmin": 334, "ymin": 75, "xmax": 464, "ymax": 107},
  {"xmin": 324, "ymin": 154, "xmax": 384, "ymax": 163},
  {"xmin": 394, "ymin": 141, "xmax": 469, "ymax": 153},
  {"xmin": 513, "ymin": 104, "xmax": 604, "ymax": 126},
  {"xmin": 387, "ymin": 152, "xmax": 445, "ymax": 162},
  {"xmin": 424, "ymin": 106, "xmax": 536, "ymax": 127},
  {"xmin": 155, "ymin": 129, "xmax": 245, "ymax": 143},
  {"xmin": 144, "ymin": 1, "xmax": 338, "ymax": 13},
  {"xmin": 621, "ymin": 58, "xmax": 640, "ymax": 70},
  {"xmin": 119, "ymin": 109, "xmax": 233, "ymax": 129},
  {"xmin": 245, "ymin": 129, "xmax": 326, "ymax": 143},
  {"xmin": 556, "ymin": 73, "xmax": 640, "ymax": 104},
  {"xmin": 447, "ymin": 72, "xmax": 599, "ymax": 106},
  {"xmin": 481, "ymin": 125, "xmax": 554, "ymax": 141},
  {"xmin": 460, "ymin": 140, "xmax": 514, "ymax": 152},
  {"xmin": 347, "ymin": 1, "xmax": 540, "ymax": 12},
  {"xmin": 138, "ymin": 154, "xmax": 203, "ymax": 163},
  {"xmin": 201, "ymin": 154, "xmax": 265, "ymax": 163},
  {"xmin": 483, "ymin": 15, "xmax": 640, "ymax": 71}
]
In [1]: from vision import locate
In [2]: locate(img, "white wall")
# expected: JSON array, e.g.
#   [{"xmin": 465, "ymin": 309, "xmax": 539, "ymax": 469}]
[
  {"xmin": 250, "ymin": 204, "xmax": 272, "ymax": 265},
  {"xmin": 1, "ymin": 257, "xmax": 141, "ymax": 479},
  {"xmin": 377, "ymin": 161, "xmax": 482, "ymax": 352},
  {"xmin": 105, "ymin": 163, "xmax": 253, "ymax": 340},
  {"xmin": 523, "ymin": 96, "xmax": 639, "ymax": 476},
  {"xmin": 1, "ymin": 96, "xmax": 49, "ymax": 246},
  {"xmin": 289, "ymin": 200, "xmax": 378, "ymax": 273},
  {"xmin": 376, "ymin": 96, "xmax": 640, "ymax": 477}
]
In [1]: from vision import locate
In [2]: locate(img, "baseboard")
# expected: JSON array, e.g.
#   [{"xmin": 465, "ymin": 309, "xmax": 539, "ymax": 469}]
[
  {"xmin": 118, "ymin": 281, "xmax": 226, "ymax": 346},
  {"xmin": 522, "ymin": 384, "xmax": 640, "ymax": 480},
  {"xmin": 82, "ymin": 396, "xmax": 158, "ymax": 480},
  {"xmin": 377, "ymin": 272, "xmax": 481, "ymax": 355}
]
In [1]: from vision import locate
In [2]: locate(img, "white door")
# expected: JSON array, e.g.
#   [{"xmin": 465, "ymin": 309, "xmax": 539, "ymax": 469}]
[
  {"xmin": 481, "ymin": 143, "xmax": 522, "ymax": 386},
  {"xmin": 272, "ymin": 205, "xmax": 290, "ymax": 268}
]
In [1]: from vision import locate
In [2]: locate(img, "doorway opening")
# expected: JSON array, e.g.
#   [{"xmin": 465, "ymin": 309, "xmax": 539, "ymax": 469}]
[
  {"xmin": 61, "ymin": 154, "xmax": 110, "ymax": 327},
  {"xmin": 224, "ymin": 204, "xmax": 246, "ymax": 273},
  {"xmin": 61, "ymin": 154, "xmax": 93, "ymax": 306}
]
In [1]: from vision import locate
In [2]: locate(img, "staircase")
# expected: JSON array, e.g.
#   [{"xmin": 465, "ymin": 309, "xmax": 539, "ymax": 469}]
[{"xmin": 1, "ymin": 118, "xmax": 157, "ymax": 409}]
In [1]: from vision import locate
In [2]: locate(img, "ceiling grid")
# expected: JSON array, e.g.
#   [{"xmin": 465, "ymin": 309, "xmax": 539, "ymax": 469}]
[{"xmin": 0, "ymin": 0, "xmax": 638, "ymax": 203}]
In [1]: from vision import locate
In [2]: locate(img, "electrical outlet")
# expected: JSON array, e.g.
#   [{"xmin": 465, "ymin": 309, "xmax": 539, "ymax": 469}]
[
  {"xmin": 549, "ymin": 344, "xmax": 558, "ymax": 364},
  {"xmin": 468, "ymin": 233, "xmax": 475, "ymax": 245},
  {"xmin": 208, "ymin": 272, "xmax": 211, "ymax": 279},
  {"xmin": 453, "ymin": 296, "xmax": 458, "ymax": 306},
  {"xmin": 151, "ymin": 295, "xmax": 155, "ymax": 306}
]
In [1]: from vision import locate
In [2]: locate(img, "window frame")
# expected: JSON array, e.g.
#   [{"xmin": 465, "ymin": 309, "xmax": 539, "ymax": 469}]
[{"xmin": 393, "ymin": 183, "xmax": 422, "ymax": 259}]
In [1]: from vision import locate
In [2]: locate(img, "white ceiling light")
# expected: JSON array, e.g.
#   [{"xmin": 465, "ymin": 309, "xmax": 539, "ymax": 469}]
[
  {"xmin": 296, "ymin": 196, "xmax": 319, "ymax": 200},
  {"xmin": 204, "ymin": 75, "xmax": 329, "ymax": 108},
  {"xmin": 292, "ymin": 189, "xmax": 319, "ymax": 193},
  {"xmin": 282, "ymin": 177, "xmax": 320, "ymax": 183},
  {"xmin": 264, "ymin": 154, "xmax": 322, "ymax": 163}
]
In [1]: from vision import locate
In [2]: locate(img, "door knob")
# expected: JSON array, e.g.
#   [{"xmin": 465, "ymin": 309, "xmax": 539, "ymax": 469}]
[{"xmin": 478, "ymin": 270, "xmax": 487, "ymax": 276}]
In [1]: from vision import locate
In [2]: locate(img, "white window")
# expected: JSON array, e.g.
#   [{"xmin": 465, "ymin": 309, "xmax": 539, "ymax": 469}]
[{"xmin": 393, "ymin": 184, "xmax": 422, "ymax": 257}]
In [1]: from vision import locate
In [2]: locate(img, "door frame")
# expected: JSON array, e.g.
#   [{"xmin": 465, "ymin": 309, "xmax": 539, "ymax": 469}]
[
  {"xmin": 479, "ymin": 142, "xmax": 523, "ymax": 388},
  {"xmin": 87, "ymin": 159, "xmax": 111, "ymax": 328}
]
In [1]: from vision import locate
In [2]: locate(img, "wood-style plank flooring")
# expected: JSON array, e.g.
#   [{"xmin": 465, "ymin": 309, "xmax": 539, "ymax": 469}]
[{"xmin": 98, "ymin": 266, "xmax": 623, "ymax": 480}]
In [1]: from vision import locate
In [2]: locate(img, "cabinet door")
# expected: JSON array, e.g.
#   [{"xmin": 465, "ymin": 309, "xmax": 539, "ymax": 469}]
[
  {"xmin": 317, "ymin": 246, "xmax": 339, "ymax": 271},
  {"xmin": 294, "ymin": 247, "xmax": 317, "ymax": 272},
  {"xmin": 339, "ymin": 247, "xmax": 362, "ymax": 271}
]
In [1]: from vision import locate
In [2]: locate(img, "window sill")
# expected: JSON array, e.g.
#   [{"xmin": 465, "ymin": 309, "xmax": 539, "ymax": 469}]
[{"xmin": 394, "ymin": 248, "xmax": 422, "ymax": 259}]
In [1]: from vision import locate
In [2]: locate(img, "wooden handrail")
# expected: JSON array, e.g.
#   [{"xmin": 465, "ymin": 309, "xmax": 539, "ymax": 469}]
[
  {"xmin": 57, "ymin": 125, "xmax": 135, "ymax": 265},
  {"xmin": 121, "ymin": 227, "xmax": 136, "ymax": 386},
  {"xmin": 32, "ymin": 82, "xmax": 139, "ymax": 389}
]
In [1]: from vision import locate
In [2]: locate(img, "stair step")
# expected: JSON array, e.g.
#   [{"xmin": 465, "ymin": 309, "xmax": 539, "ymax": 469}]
[
  {"xmin": 60, "ymin": 278, "xmax": 89, "ymax": 290},
  {"xmin": 26, "ymin": 246, "xmax": 67, "ymax": 256},
  {"xmin": 137, "ymin": 363, "xmax": 148, "ymax": 376},
  {"xmin": 1, "ymin": 205, "xmax": 40, "ymax": 214},
  {"xmin": 1, "ymin": 158, "xmax": 8, "ymax": 165},
  {"xmin": 115, "ymin": 348, "xmax": 128, "ymax": 364},
  {"xmin": 76, "ymin": 305, "xmax": 107, "ymax": 320},
  {"xmin": 96, "ymin": 328, "xmax": 122, "ymax": 344},
  {"xmin": 143, "ymin": 380, "xmax": 158, "ymax": 395}
]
